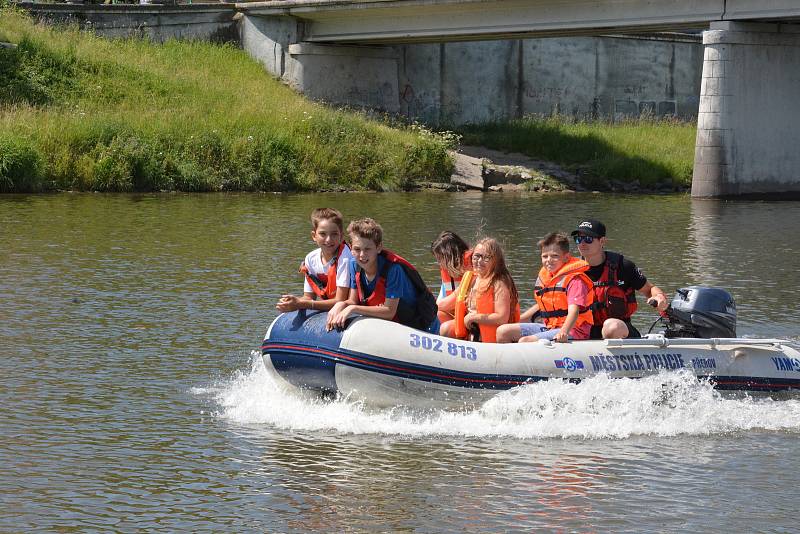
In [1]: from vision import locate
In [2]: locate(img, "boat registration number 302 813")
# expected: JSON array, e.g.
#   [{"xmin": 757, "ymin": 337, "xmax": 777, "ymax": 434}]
[{"xmin": 409, "ymin": 333, "xmax": 478, "ymax": 360}]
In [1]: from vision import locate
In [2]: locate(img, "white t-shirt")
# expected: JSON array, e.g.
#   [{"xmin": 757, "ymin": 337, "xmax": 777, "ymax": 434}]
[{"xmin": 303, "ymin": 245, "xmax": 354, "ymax": 295}]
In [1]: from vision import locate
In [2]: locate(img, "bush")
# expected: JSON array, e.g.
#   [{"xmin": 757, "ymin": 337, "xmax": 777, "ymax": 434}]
[
  {"xmin": 229, "ymin": 135, "xmax": 301, "ymax": 191},
  {"xmin": 397, "ymin": 126, "xmax": 458, "ymax": 188},
  {"xmin": 0, "ymin": 136, "xmax": 43, "ymax": 192}
]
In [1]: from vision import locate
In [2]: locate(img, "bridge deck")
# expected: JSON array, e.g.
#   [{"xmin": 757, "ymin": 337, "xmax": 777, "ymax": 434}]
[{"xmin": 238, "ymin": 0, "xmax": 800, "ymax": 43}]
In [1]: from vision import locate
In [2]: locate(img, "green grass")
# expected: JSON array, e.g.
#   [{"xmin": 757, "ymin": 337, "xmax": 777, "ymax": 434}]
[
  {"xmin": 458, "ymin": 115, "xmax": 696, "ymax": 189},
  {"xmin": 0, "ymin": 8, "xmax": 454, "ymax": 192}
]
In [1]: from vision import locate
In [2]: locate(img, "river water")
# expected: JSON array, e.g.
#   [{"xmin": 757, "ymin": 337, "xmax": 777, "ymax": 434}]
[{"xmin": 2, "ymin": 192, "xmax": 800, "ymax": 532}]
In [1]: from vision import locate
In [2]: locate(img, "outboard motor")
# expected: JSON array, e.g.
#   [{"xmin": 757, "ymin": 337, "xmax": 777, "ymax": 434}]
[{"xmin": 663, "ymin": 286, "xmax": 737, "ymax": 339}]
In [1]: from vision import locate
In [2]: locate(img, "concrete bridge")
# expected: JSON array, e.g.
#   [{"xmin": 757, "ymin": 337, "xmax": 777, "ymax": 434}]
[
  {"xmin": 239, "ymin": 0, "xmax": 800, "ymax": 44},
  {"xmin": 236, "ymin": 0, "xmax": 800, "ymax": 197}
]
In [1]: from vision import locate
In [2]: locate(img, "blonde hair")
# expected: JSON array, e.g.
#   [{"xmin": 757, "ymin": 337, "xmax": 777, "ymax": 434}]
[{"xmin": 347, "ymin": 217, "xmax": 383, "ymax": 246}]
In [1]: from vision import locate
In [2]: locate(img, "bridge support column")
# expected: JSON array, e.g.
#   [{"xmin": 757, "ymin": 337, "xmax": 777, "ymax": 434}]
[{"xmin": 693, "ymin": 22, "xmax": 800, "ymax": 197}]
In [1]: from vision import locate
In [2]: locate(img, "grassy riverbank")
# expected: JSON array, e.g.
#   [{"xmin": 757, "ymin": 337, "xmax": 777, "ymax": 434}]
[
  {"xmin": 0, "ymin": 8, "xmax": 454, "ymax": 193},
  {"xmin": 459, "ymin": 116, "xmax": 696, "ymax": 190}
]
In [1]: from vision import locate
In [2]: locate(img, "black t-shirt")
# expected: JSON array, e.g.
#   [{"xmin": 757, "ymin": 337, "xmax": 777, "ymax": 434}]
[{"xmin": 585, "ymin": 252, "xmax": 648, "ymax": 293}]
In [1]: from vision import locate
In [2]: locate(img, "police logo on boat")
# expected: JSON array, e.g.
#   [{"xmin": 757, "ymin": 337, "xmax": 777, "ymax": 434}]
[{"xmin": 555, "ymin": 357, "xmax": 584, "ymax": 371}]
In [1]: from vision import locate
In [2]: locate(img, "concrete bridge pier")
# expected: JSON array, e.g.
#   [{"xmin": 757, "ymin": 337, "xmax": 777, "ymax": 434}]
[{"xmin": 693, "ymin": 22, "xmax": 800, "ymax": 198}]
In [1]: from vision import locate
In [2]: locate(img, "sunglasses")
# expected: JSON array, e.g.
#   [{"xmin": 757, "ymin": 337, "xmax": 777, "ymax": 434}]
[{"xmin": 574, "ymin": 235, "xmax": 596, "ymax": 244}]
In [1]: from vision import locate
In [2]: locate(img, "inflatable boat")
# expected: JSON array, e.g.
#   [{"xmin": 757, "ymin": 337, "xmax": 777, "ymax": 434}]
[{"xmin": 261, "ymin": 287, "xmax": 800, "ymax": 408}]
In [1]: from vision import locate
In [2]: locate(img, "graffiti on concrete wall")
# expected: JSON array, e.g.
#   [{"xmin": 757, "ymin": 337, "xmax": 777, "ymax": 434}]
[
  {"xmin": 622, "ymin": 84, "xmax": 647, "ymax": 96},
  {"xmin": 343, "ymin": 82, "xmax": 397, "ymax": 110},
  {"xmin": 399, "ymin": 83, "xmax": 439, "ymax": 122},
  {"xmin": 398, "ymin": 83, "xmax": 465, "ymax": 124},
  {"xmin": 522, "ymin": 82, "xmax": 568, "ymax": 101}
]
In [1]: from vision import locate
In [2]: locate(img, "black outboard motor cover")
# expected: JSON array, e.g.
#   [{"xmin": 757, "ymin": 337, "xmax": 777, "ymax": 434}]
[{"xmin": 665, "ymin": 286, "xmax": 737, "ymax": 338}]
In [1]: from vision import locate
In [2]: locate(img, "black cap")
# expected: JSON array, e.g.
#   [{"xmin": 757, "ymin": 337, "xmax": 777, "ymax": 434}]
[{"xmin": 571, "ymin": 219, "xmax": 606, "ymax": 238}]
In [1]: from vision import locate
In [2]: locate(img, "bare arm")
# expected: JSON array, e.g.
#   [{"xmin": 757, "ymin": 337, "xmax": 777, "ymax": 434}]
[
  {"xmin": 638, "ymin": 281, "xmax": 669, "ymax": 312},
  {"xmin": 343, "ymin": 298, "xmax": 398, "ymax": 321},
  {"xmin": 555, "ymin": 304, "xmax": 580, "ymax": 343},
  {"xmin": 326, "ymin": 289, "xmax": 399, "ymax": 330},
  {"xmin": 277, "ymin": 285, "xmax": 352, "ymax": 312},
  {"xmin": 519, "ymin": 304, "xmax": 540, "ymax": 322},
  {"xmin": 276, "ymin": 291, "xmax": 316, "ymax": 312},
  {"xmin": 326, "ymin": 288, "xmax": 357, "ymax": 330}
]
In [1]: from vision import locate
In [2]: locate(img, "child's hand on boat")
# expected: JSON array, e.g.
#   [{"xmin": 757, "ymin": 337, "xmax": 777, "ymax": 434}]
[
  {"xmin": 326, "ymin": 301, "xmax": 351, "ymax": 331},
  {"xmin": 276, "ymin": 295, "xmax": 302, "ymax": 312},
  {"xmin": 554, "ymin": 329, "xmax": 570, "ymax": 343}
]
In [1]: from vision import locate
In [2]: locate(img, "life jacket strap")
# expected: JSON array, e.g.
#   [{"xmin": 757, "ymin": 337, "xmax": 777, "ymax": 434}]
[
  {"xmin": 538, "ymin": 309, "xmax": 568, "ymax": 319},
  {"xmin": 307, "ymin": 272, "xmax": 327, "ymax": 289},
  {"xmin": 356, "ymin": 260, "xmax": 392, "ymax": 305},
  {"xmin": 535, "ymin": 286, "xmax": 567, "ymax": 296}
]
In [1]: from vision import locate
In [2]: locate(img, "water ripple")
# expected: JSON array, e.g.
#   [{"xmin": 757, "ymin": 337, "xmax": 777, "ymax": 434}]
[{"xmin": 3, "ymin": 193, "xmax": 800, "ymax": 531}]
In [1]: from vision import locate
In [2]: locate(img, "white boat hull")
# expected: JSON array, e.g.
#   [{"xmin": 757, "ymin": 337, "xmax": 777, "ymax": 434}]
[{"xmin": 262, "ymin": 311, "xmax": 800, "ymax": 408}]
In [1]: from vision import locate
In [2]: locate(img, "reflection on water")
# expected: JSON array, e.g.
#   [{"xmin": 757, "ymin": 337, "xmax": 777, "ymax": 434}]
[
  {"xmin": 686, "ymin": 200, "xmax": 800, "ymax": 336},
  {"xmin": 2, "ymin": 192, "xmax": 800, "ymax": 531}
]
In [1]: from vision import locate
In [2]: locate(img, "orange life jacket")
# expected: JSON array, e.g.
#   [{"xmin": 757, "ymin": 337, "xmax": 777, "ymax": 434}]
[
  {"xmin": 453, "ymin": 270, "xmax": 521, "ymax": 343},
  {"xmin": 439, "ymin": 250, "xmax": 473, "ymax": 297},
  {"xmin": 588, "ymin": 251, "xmax": 638, "ymax": 323},
  {"xmin": 534, "ymin": 257, "xmax": 595, "ymax": 330},
  {"xmin": 300, "ymin": 243, "xmax": 347, "ymax": 299}
]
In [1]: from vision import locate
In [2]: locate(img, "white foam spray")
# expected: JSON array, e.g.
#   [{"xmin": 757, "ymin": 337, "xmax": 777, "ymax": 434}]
[{"xmin": 205, "ymin": 351, "xmax": 800, "ymax": 440}]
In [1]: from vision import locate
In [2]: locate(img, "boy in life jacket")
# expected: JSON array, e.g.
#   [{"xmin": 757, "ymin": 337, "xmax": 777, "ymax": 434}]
[
  {"xmin": 325, "ymin": 218, "xmax": 439, "ymax": 333},
  {"xmin": 440, "ymin": 237, "xmax": 520, "ymax": 343},
  {"xmin": 496, "ymin": 232, "xmax": 594, "ymax": 343},
  {"xmin": 430, "ymin": 231, "xmax": 472, "ymax": 324},
  {"xmin": 276, "ymin": 208, "xmax": 354, "ymax": 313},
  {"xmin": 571, "ymin": 219, "xmax": 668, "ymax": 339}
]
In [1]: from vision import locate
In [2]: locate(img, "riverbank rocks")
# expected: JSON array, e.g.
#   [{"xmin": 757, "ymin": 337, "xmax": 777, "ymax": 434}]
[
  {"xmin": 1, "ymin": 42, "xmax": 18, "ymax": 49},
  {"xmin": 449, "ymin": 152, "xmax": 484, "ymax": 190},
  {"xmin": 449, "ymin": 146, "xmax": 583, "ymax": 192},
  {"xmin": 445, "ymin": 145, "xmax": 688, "ymax": 194}
]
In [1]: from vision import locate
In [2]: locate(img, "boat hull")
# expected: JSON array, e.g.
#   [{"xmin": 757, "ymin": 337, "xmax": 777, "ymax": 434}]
[{"xmin": 261, "ymin": 311, "xmax": 800, "ymax": 408}]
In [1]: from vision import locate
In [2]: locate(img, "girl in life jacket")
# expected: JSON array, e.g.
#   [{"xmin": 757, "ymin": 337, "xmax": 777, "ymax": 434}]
[
  {"xmin": 430, "ymin": 231, "xmax": 472, "ymax": 323},
  {"xmin": 440, "ymin": 237, "xmax": 520, "ymax": 343}
]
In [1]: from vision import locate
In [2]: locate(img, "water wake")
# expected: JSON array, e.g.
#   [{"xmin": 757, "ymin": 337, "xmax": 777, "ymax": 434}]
[{"xmin": 207, "ymin": 351, "xmax": 800, "ymax": 439}]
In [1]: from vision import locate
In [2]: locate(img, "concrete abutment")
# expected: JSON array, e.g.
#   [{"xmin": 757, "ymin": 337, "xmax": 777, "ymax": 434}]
[{"xmin": 239, "ymin": 14, "xmax": 703, "ymax": 126}]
